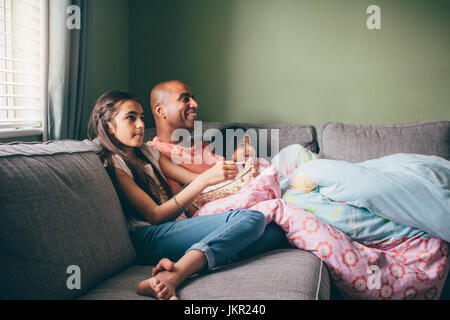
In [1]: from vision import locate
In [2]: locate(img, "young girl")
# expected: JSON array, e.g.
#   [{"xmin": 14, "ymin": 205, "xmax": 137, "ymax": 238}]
[{"xmin": 88, "ymin": 90, "xmax": 287, "ymax": 300}]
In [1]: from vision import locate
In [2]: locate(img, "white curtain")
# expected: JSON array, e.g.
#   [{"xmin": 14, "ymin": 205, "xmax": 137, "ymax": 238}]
[{"xmin": 45, "ymin": 0, "xmax": 89, "ymax": 141}]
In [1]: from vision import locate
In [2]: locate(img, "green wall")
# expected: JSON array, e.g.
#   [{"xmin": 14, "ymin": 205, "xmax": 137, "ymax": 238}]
[
  {"xmin": 128, "ymin": 0, "xmax": 450, "ymax": 128},
  {"xmin": 2, "ymin": 0, "xmax": 449, "ymax": 143},
  {"xmin": 87, "ymin": 0, "xmax": 130, "ymax": 108}
]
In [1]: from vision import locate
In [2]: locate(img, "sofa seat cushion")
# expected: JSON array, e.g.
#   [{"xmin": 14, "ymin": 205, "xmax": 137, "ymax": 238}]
[
  {"xmin": 0, "ymin": 140, "xmax": 136, "ymax": 299},
  {"xmin": 318, "ymin": 121, "xmax": 450, "ymax": 162},
  {"xmin": 78, "ymin": 249, "xmax": 330, "ymax": 300}
]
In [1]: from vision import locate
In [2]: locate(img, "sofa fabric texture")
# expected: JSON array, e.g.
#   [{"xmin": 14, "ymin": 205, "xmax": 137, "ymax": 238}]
[
  {"xmin": 318, "ymin": 121, "xmax": 450, "ymax": 162},
  {"xmin": 0, "ymin": 140, "xmax": 136, "ymax": 299}
]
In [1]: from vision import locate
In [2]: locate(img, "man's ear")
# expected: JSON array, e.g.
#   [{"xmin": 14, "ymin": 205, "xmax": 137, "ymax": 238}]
[{"xmin": 153, "ymin": 103, "xmax": 166, "ymax": 119}]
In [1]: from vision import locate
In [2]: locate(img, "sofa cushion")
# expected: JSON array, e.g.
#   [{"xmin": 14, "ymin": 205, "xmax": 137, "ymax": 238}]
[
  {"xmin": 145, "ymin": 121, "xmax": 318, "ymax": 160},
  {"xmin": 78, "ymin": 249, "xmax": 330, "ymax": 300},
  {"xmin": 318, "ymin": 121, "xmax": 450, "ymax": 162},
  {"xmin": 0, "ymin": 140, "xmax": 136, "ymax": 299}
]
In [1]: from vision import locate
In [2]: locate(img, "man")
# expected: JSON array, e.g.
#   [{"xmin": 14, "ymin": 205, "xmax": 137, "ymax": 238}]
[
  {"xmin": 149, "ymin": 80, "xmax": 222, "ymax": 193},
  {"xmin": 148, "ymin": 80, "xmax": 266, "ymax": 193}
]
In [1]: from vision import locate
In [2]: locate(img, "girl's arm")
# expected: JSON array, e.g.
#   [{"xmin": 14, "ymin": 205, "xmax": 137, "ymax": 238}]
[
  {"xmin": 114, "ymin": 161, "xmax": 238, "ymax": 225},
  {"xmin": 158, "ymin": 153, "xmax": 199, "ymax": 185}
]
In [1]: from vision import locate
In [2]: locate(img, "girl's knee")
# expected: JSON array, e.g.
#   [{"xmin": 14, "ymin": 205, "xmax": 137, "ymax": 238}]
[
  {"xmin": 227, "ymin": 209, "xmax": 266, "ymax": 230},
  {"xmin": 244, "ymin": 210, "xmax": 267, "ymax": 241},
  {"xmin": 244, "ymin": 210, "xmax": 266, "ymax": 229}
]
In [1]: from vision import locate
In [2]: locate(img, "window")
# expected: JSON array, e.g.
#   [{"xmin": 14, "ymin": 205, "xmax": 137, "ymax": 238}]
[{"xmin": 0, "ymin": 0, "xmax": 45, "ymax": 138}]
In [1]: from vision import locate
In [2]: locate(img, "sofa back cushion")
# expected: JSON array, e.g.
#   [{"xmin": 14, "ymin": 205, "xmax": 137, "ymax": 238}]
[
  {"xmin": 0, "ymin": 140, "xmax": 136, "ymax": 299},
  {"xmin": 318, "ymin": 121, "xmax": 450, "ymax": 162},
  {"xmin": 145, "ymin": 121, "xmax": 318, "ymax": 160}
]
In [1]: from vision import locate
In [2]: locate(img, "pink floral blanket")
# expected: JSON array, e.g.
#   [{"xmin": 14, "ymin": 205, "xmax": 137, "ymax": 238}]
[{"xmin": 193, "ymin": 166, "xmax": 449, "ymax": 299}]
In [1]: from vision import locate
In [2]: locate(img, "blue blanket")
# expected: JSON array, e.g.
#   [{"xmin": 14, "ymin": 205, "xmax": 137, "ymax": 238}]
[{"xmin": 286, "ymin": 153, "xmax": 450, "ymax": 242}]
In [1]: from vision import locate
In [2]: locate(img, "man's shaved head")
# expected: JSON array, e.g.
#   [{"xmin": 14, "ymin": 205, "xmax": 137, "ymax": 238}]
[
  {"xmin": 150, "ymin": 80, "xmax": 188, "ymax": 110},
  {"xmin": 150, "ymin": 80, "xmax": 199, "ymax": 142}
]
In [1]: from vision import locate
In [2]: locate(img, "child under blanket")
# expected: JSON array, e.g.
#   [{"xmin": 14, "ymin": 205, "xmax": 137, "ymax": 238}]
[
  {"xmin": 191, "ymin": 133, "xmax": 321, "ymax": 209},
  {"xmin": 192, "ymin": 133, "xmax": 271, "ymax": 209},
  {"xmin": 192, "ymin": 142, "xmax": 318, "ymax": 209},
  {"xmin": 149, "ymin": 127, "xmax": 274, "ymax": 208},
  {"xmin": 193, "ymin": 143, "xmax": 318, "ymax": 207}
]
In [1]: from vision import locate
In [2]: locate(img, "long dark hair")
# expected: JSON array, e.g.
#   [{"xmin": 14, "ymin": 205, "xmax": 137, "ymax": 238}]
[{"xmin": 88, "ymin": 90, "xmax": 173, "ymax": 206}]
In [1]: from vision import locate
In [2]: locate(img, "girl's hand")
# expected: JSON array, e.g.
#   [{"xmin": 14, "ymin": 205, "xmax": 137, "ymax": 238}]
[{"xmin": 200, "ymin": 161, "xmax": 238, "ymax": 187}]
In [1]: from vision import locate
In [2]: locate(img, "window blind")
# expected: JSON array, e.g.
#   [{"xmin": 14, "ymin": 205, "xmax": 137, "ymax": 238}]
[{"xmin": 0, "ymin": 0, "xmax": 42, "ymax": 133}]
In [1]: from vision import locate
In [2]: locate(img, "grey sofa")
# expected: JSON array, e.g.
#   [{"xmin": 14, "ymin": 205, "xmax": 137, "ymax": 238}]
[{"xmin": 0, "ymin": 121, "xmax": 449, "ymax": 300}]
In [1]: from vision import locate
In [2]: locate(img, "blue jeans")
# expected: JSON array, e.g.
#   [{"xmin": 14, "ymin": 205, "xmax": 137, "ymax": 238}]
[{"xmin": 130, "ymin": 209, "xmax": 289, "ymax": 270}]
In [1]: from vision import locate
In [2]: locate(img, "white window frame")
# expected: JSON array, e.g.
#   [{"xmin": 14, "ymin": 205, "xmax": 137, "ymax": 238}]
[{"xmin": 0, "ymin": 0, "xmax": 48, "ymax": 140}]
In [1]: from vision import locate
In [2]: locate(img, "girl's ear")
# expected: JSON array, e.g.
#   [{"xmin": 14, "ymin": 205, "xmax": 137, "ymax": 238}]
[
  {"xmin": 153, "ymin": 103, "xmax": 166, "ymax": 119},
  {"xmin": 106, "ymin": 121, "xmax": 115, "ymax": 135}
]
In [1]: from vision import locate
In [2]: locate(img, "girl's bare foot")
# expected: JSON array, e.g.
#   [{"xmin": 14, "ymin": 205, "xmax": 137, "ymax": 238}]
[
  {"xmin": 137, "ymin": 251, "xmax": 207, "ymax": 300},
  {"xmin": 136, "ymin": 274, "xmax": 179, "ymax": 300},
  {"xmin": 137, "ymin": 258, "xmax": 180, "ymax": 300},
  {"xmin": 152, "ymin": 258, "xmax": 176, "ymax": 276},
  {"xmin": 136, "ymin": 277, "xmax": 162, "ymax": 298}
]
